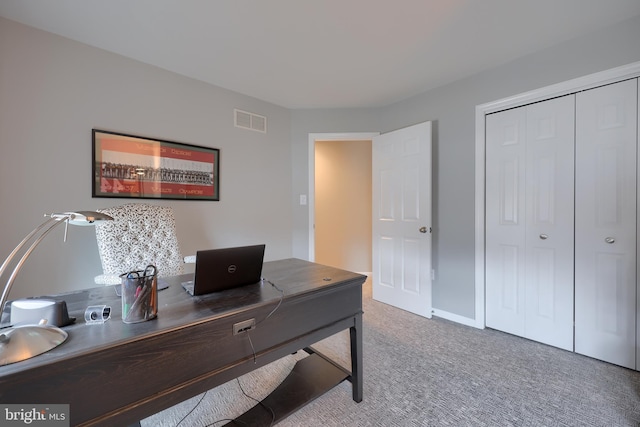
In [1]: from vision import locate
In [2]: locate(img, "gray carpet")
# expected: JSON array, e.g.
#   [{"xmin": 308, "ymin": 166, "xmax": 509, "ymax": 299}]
[{"xmin": 143, "ymin": 279, "xmax": 640, "ymax": 426}]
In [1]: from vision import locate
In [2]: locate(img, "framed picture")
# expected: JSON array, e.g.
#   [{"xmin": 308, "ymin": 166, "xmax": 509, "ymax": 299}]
[{"xmin": 92, "ymin": 129, "xmax": 219, "ymax": 201}]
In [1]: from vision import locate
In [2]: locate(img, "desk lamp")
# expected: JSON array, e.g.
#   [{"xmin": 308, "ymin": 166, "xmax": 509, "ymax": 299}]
[{"xmin": 0, "ymin": 211, "xmax": 113, "ymax": 366}]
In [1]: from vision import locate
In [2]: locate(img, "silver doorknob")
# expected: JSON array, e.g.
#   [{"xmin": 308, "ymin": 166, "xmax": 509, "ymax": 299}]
[
  {"xmin": 539, "ymin": 234, "xmax": 548, "ymax": 240},
  {"xmin": 605, "ymin": 237, "xmax": 615, "ymax": 244},
  {"xmin": 419, "ymin": 226, "xmax": 428, "ymax": 234}
]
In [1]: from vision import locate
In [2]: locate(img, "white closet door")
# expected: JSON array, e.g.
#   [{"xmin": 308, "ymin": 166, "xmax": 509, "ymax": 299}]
[
  {"xmin": 486, "ymin": 95, "xmax": 575, "ymax": 350},
  {"xmin": 486, "ymin": 107, "xmax": 527, "ymax": 337},
  {"xmin": 523, "ymin": 96, "xmax": 575, "ymax": 350},
  {"xmin": 575, "ymin": 78, "xmax": 638, "ymax": 369}
]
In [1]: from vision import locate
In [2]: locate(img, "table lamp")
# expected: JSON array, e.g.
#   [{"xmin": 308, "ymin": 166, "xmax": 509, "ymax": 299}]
[{"xmin": 0, "ymin": 211, "xmax": 113, "ymax": 366}]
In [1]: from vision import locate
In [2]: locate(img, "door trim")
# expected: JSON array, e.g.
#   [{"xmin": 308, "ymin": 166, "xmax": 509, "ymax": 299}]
[
  {"xmin": 475, "ymin": 60, "xmax": 640, "ymax": 330},
  {"xmin": 307, "ymin": 132, "xmax": 380, "ymax": 261}
]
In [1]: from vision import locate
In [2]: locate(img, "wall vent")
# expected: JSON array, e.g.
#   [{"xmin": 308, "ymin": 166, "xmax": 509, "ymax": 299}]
[{"xmin": 234, "ymin": 109, "xmax": 267, "ymax": 133}]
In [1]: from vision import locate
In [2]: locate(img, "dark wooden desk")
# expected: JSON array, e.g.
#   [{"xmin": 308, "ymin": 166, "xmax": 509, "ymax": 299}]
[{"xmin": 0, "ymin": 259, "xmax": 365, "ymax": 426}]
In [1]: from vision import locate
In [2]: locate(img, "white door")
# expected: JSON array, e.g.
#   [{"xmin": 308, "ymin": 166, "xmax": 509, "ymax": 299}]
[
  {"xmin": 575, "ymin": 78, "xmax": 638, "ymax": 369},
  {"xmin": 485, "ymin": 106, "xmax": 527, "ymax": 337},
  {"xmin": 372, "ymin": 122, "xmax": 432, "ymax": 318},
  {"xmin": 486, "ymin": 95, "xmax": 575, "ymax": 351}
]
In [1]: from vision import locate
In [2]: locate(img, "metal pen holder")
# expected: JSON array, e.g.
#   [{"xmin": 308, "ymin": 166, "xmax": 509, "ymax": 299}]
[{"xmin": 121, "ymin": 265, "xmax": 157, "ymax": 324}]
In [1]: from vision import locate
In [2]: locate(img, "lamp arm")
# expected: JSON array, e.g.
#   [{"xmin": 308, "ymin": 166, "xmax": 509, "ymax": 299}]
[{"xmin": 0, "ymin": 215, "xmax": 70, "ymax": 318}]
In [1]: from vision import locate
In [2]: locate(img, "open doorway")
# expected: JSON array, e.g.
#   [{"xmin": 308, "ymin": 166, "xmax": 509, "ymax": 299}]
[{"xmin": 308, "ymin": 132, "xmax": 378, "ymax": 273}]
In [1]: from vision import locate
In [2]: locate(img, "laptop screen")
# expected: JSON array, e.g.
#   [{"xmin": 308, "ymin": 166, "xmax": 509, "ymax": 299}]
[{"xmin": 186, "ymin": 244, "xmax": 265, "ymax": 296}]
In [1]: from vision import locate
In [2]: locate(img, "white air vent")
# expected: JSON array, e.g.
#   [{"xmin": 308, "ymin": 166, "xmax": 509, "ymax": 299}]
[{"xmin": 234, "ymin": 109, "xmax": 267, "ymax": 133}]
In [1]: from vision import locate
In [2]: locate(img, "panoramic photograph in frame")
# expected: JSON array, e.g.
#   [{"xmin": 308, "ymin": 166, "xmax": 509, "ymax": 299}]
[{"xmin": 92, "ymin": 129, "xmax": 219, "ymax": 201}]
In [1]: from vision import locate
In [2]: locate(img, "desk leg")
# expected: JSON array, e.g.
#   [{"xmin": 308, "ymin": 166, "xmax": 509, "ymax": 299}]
[{"xmin": 349, "ymin": 312, "xmax": 363, "ymax": 403}]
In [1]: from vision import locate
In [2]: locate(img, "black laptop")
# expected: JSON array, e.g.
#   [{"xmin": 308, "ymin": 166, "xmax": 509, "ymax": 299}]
[{"xmin": 182, "ymin": 244, "xmax": 266, "ymax": 296}]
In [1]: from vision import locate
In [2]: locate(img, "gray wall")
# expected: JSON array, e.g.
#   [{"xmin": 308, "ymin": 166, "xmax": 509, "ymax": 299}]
[
  {"xmin": 290, "ymin": 14, "xmax": 640, "ymax": 319},
  {"xmin": 0, "ymin": 18, "xmax": 293, "ymax": 299},
  {"xmin": 3, "ymin": 13, "xmax": 640, "ymax": 321}
]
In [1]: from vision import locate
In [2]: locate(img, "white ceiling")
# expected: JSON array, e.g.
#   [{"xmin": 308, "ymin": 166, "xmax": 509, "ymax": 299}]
[{"xmin": 2, "ymin": 0, "xmax": 640, "ymax": 109}]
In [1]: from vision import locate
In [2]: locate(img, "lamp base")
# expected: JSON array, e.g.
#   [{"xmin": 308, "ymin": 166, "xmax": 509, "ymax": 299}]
[
  {"xmin": 0, "ymin": 323, "xmax": 68, "ymax": 366},
  {"xmin": 8, "ymin": 299, "xmax": 75, "ymax": 327}
]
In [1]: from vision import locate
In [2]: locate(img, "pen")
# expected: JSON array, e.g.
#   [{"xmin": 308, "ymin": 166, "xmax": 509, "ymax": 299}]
[{"xmin": 124, "ymin": 284, "xmax": 149, "ymax": 322}]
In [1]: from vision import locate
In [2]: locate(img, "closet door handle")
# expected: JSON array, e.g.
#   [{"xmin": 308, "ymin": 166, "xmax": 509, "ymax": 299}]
[
  {"xmin": 605, "ymin": 237, "xmax": 615, "ymax": 244},
  {"xmin": 539, "ymin": 234, "xmax": 548, "ymax": 240}
]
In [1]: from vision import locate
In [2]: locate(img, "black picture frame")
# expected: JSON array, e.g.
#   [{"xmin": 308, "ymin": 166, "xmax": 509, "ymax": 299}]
[{"xmin": 92, "ymin": 129, "xmax": 219, "ymax": 201}]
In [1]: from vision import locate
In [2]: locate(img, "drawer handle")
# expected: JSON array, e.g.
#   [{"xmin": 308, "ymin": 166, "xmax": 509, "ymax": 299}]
[
  {"xmin": 539, "ymin": 234, "xmax": 548, "ymax": 240},
  {"xmin": 605, "ymin": 237, "xmax": 615, "ymax": 244}
]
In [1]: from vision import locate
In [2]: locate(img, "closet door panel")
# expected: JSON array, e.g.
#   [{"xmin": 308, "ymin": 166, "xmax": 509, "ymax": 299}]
[
  {"xmin": 524, "ymin": 96, "xmax": 575, "ymax": 351},
  {"xmin": 486, "ymin": 108, "xmax": 527, "ymax": 336},
  {"xmin": 575, "ymin": 78, "xmax": 638, "ymax": 369},
  {"xmin": 486, "ymin": 96, "xmax": 574, "ymax": 349}
]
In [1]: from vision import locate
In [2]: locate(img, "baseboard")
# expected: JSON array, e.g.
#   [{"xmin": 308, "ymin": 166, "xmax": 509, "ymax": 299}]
[
  {"xmin": 364, "ymin": 273, "xmax": 480, "ymax": 329},
  {"xmin": 432, "ymin": 308, "xmax": 481, "ymax": 329}
]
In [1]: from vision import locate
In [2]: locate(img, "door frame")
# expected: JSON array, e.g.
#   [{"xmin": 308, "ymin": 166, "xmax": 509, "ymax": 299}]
[
  {"xmin": 308, "ymin": 132, "xmax": 380, "ymax": 261},
  {"xmin": 475, "ymin": 61, "xmax": 640, "ymax": 329}
]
